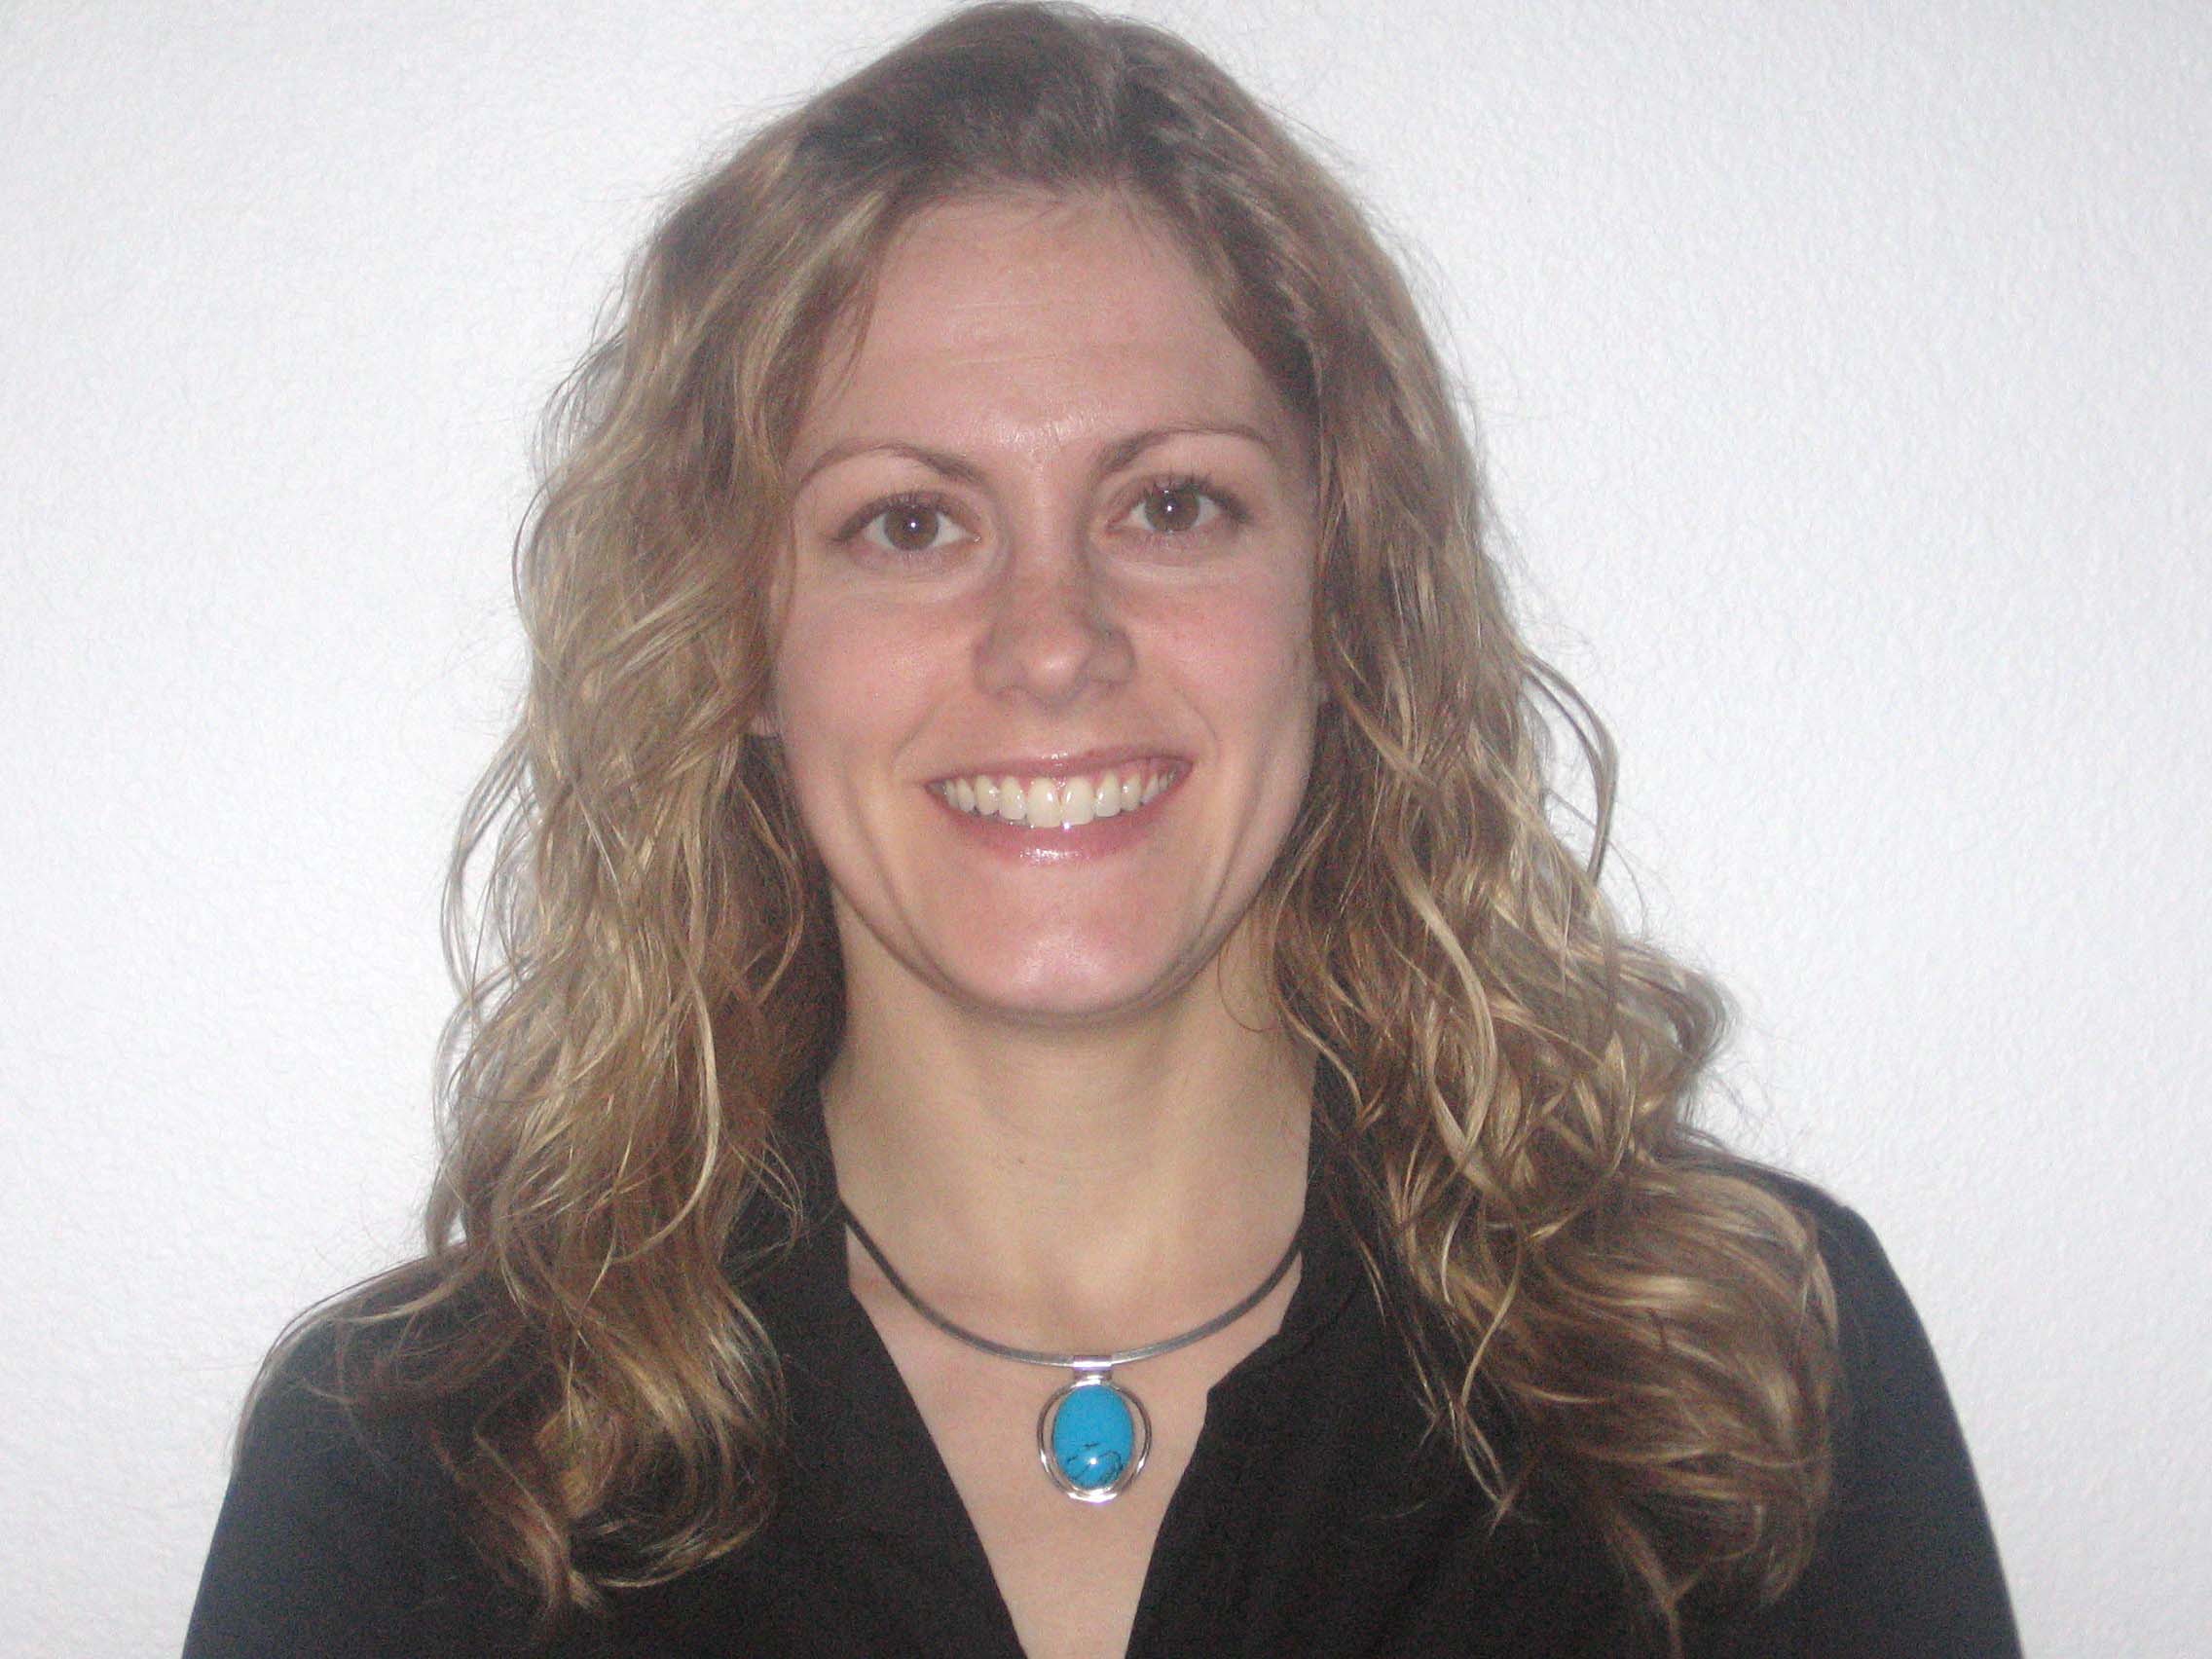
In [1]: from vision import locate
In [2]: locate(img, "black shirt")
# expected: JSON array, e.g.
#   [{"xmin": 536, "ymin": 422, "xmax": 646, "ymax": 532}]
[{"xmin": 185, "ymin": 1095, "xmax": 2019, "ymax": 1657}]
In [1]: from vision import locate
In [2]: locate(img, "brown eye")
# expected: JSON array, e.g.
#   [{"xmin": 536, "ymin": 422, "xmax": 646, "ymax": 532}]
[
  {"xmin": 1141, "ymin": 484, "xmax": 1212, "ymax": 535},
  {"xmin": 1139, "ymin": 482, "xmax": 1215, "ymax": 535},
  {"xmin": 863, "ymin": 500, "xmax": 959, "ymax": 555}
]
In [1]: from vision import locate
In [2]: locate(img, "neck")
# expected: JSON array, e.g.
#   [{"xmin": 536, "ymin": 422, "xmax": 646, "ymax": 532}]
[{"xmin": 821, "ymin": 939, "xmax": 1314, "ymax": 1353}]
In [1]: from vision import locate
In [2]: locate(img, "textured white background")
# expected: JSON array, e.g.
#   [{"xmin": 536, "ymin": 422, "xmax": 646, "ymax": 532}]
[{"xmin": 3, "ymin": 3, "xmax": 2205, "ymax": 1655}]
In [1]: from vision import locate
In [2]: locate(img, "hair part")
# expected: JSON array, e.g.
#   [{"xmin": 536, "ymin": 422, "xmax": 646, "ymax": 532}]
[{"xmin": 248, "ymin": 5, "xmax": 1837, "ymax": 1647}]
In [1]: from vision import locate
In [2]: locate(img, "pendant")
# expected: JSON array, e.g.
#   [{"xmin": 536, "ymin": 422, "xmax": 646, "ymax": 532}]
[{"xmin": 1038, "ymin": 1370, "xmax": 1152, "ymax": 1502}]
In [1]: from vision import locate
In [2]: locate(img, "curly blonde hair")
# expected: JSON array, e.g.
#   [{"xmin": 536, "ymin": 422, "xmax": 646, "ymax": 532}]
[{"xmin": 262, "ymin": 4, "xmax": 1837, "ymax": 1647}]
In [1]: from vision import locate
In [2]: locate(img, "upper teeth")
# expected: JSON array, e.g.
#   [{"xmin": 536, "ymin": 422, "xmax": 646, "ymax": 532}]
[{"xmin": 936, "ymin": 765, "xmax": 1174, "ymax": 829}]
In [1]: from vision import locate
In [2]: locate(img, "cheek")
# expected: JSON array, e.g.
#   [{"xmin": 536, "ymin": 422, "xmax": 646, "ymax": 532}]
[
  {"xmin": 1159, "ymin": 571, "xmax": 1319, "ymax": 747},
  {"xmin": 770, "ymin": 601, "xmax": 940, "ymax": 765}
]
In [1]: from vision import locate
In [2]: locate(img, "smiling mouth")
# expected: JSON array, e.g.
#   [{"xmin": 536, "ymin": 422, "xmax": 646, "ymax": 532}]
[{"xmin": 931, "ymin": 760, "xmax": 1185, "ymax": 830}]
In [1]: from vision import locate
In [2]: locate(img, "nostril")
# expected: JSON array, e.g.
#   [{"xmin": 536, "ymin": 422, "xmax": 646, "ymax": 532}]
[{"xmin": 975, "ymin": 582, "xmax": 1133, "ymax": 701}]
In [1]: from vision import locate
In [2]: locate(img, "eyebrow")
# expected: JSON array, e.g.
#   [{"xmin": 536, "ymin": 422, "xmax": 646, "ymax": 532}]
[
  {"xmin": 791, "ymin": 423, "xmax": 1286, "ymax": 493},
  {"xmin": 1097, "ymin": 423, "xmax": 1282, "ymax": 474},
  {"xmin": 793, "ymin": 440, "xmax": 983, "ymax": 493}
]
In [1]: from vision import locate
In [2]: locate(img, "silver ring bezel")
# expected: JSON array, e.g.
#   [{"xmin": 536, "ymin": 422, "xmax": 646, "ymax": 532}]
[{"xmin": 1037, "ymin": 1374, "xmax": 1151, "ymax": 1503}]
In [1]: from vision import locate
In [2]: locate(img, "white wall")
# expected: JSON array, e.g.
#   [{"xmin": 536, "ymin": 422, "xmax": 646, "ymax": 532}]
[{"xmin": 3, "ymin": 3, "xmax": 2203, "ymax": 1654}]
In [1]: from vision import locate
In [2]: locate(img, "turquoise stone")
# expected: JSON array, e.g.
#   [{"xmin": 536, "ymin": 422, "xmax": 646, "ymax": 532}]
[{"xmin": 1051, "ymin": 1381, "xmax": 1133, "ymax": 1491}]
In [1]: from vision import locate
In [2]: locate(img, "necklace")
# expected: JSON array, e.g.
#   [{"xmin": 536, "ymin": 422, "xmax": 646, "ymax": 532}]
[{"xmin": 837, "ymin": 1201, "xmax": 1303, "ymax": 1503}]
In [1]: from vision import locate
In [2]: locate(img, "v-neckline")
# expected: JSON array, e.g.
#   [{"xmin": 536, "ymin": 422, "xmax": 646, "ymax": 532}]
[{"xmin": 767, "ymin": 1080, "xmax": 1362, "ymax": 1658}]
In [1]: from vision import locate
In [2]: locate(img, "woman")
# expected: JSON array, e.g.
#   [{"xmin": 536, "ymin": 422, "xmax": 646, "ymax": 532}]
[{"xmin": 185, "ymin": 6, "xmax": 2016, "ymax": 1655}]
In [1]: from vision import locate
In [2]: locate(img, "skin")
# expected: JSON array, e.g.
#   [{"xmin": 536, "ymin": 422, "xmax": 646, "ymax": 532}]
[{"xmin": 770, "ymin": 191, "xmax": 1323, "ymax": 1659}]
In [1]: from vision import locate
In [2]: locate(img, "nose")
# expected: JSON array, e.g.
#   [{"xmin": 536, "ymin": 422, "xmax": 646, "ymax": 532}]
[{"xmin": 972, "ymin": 529, "xmax": 1135, "ymax": 709}]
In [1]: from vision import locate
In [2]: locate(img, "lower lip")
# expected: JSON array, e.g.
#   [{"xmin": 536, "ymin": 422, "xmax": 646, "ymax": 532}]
[{"xmin": 926, "ymin": 774, "xmax": 1183, "ymax": 864}]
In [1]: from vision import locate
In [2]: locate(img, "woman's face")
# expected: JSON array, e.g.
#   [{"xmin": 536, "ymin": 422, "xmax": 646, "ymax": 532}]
[{"xmin": 772, "ymin": 192, "xmax": 1319, "ymax": 1028}]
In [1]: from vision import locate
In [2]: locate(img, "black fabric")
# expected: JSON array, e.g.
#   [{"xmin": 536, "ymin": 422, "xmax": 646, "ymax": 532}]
[{"xmin": 186, "ymin": 1089, "xmax": 2020, "ymax": 1658}]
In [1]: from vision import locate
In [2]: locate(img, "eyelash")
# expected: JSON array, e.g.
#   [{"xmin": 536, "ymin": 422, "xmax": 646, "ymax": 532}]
[
  {"xmin": 832, "ymin": 472, "xmax": 1249, "ymax": 555},
  {"xmin": 1143, "ymin": 473, "xmax": 1249, "ymax": 533},
  {"xmin": 833, "ymin": 489, "xmax": 963, "ymax": 553}
]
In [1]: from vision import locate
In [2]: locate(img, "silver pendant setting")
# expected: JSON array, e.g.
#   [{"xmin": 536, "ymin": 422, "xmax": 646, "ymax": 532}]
[{"xmin": 1038, "ymin": 1368, "xmax": 1152, "ymax": 1503}]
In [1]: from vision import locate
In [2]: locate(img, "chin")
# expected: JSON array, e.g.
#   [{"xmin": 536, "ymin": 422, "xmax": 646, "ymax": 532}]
[{"xmin": 938, "ymin": 940, "xmax": 1196, "ymax": 1027}]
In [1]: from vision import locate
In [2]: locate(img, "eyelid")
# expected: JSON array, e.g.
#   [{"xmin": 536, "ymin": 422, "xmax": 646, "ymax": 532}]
[
  {"xmin": 1117, "ymin": 472, "xmax": 1249, "ymax": 534},
  {"xmin": 824, "ymin": 470, "xmax": 1251, "ymax": 551},
  {"xmin": 831, "ymin": 488, "xmax": 970, "ymax": 549}
]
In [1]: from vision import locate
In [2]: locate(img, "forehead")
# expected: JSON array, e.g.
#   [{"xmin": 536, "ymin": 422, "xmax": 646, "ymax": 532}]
[{"xmin": 793, "ymin": 192, "xmax": 1297, "ymax": 465}]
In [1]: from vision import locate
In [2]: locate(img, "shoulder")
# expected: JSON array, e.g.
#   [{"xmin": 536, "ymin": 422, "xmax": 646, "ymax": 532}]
[
  {"xmin": 234, "ymin": 1320, "xmax": 423, "ymax": 1484},
  {"xmin": 1751, "ymin": 1172, "xmax": 1908, "ymax": 1355},
  {"xmin": 226, "ymin": 1301, "xmax": 504, "ymax": 1530},
  {"xmin": 1733, "ymin": 1171, "xmax": 2023, "ymax": 1657},
  {"xmin": 1748, "ymin": 1171, "xmax": 1985, "ymax": 1451},
  {"xmin": 186, "ymin": 1317, "xmax": 569, "ymax": 1658}
]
